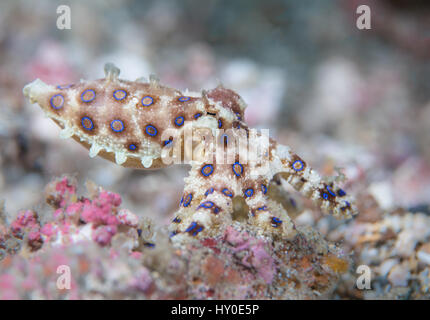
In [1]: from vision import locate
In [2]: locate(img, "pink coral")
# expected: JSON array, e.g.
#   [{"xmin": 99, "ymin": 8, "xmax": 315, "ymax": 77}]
[
  {"xmin": 0, "ymin": 176, "xmax": 350, "ymax": 299},
  {"xmin": 223, "ymin": 226, "xmax": 276, "ymax": 284},
  {"xmin": 9, "ymin": 176, "xmax": 138, "ymax": 249},
  {"xmin": 10, "ymin": 210, "xmax": 39, "ymax": 236},
  {"xmin": 92, "ymin": 225, "xmax": 118, "ymax": 246},
  {"xmin": 80, "ymin": 198, "xmax": 120, "ymax": 227}
]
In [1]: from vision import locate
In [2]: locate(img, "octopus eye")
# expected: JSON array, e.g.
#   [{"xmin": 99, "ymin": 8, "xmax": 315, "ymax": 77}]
[
  {"xmin": 292, "ymin": 160, "xmax": 304, "ymax": 172},
  {"xmin": 110, "ymin": 119, "xmax": 125, "ymax": 133},
  {"xmin": 50, "ymin": 94, "xmax": 64, "ymax": 110},
  {"xmin": 201, "ymin": 164, "xmax": 214, "ymax": 177},
  {"xmin": 232, "ymin": 161, "xmax": 244, "ymax": 177},
  {"xmin": 141, "ymin": 96, "xmax": 154, "ymax": 107},
  {"xmin": 145, "ymin": 125, "xmax": 158, "ymax": 136},
  {"xmin": 81, "ymin": 89, "xmax": 96, "ymax": 103},
  {"xmin": 244, "ymin": 188, "xmax": 254, "ymax": 198},
  {"xmin": 113, "ymin": 89, "xmax": 127, "ymax": 101},
  {"xmin": 178, "ymin": 96, "xmax": 190, "ymax": 102},
  {"xmin": 81, "ymin": 116, "xmax": 94, "ymax": 131},
  {"xmin": 174, "ymin": 116, "xmax": 185, "ymax": 127}
]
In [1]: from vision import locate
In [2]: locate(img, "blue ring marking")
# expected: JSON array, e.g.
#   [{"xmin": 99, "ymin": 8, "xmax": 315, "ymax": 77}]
[
  {"xmin": 192, "ymin": 226, "xmax": 203, "ymax": 236},
  {"xmin": 337, "ymin": 189, "xmax": 346, "ymax": 197},
  {"xmin": 232, "ymin": 161, "xmax": 244, "ymax": 177},
  {"xmin": 144, "ymin": 242, "xmax": 155, "ymax": 248},
  {"xmin": 174, "ymin": 116, "xmax": 185, "ymax": 126},
  {"xmin": 213, "ymin": 207, "xmax": 220, "ymax": 214},
  {"xmin": 172, "ymin": 217, "xmax": 181, "ymax": 223},
  {"xmin": 163, "ymin": 138, "xmax": 173, "ymax": 146},
  {"xmin": 137, "ymin": 229, "xmax": 142, "ymax": 237},
  {"xmin": 180, "ymin": 196, "xmax": 184, "ymax": 205},
  {"xmin": 57, "ymin": 84, "xmax": 72, "ymax": 89},
  {"xmin": 292, "ymin": 160, "xmax": 304, "ymax": 172},
  {"xmin": 110, "ymin": 119, "xmax": 125, "ymax": 133},
  {"xmin": 81, "ymin": 116, "xmax": 94, "ymax": 131},
  {"xmin": 145, "ymin": 125, "xmax": 158, "ymax": 136},
  {"xmin": 50, "ymin": 94, "xmax": 64, "ymax": 110},
  {"xmin": 222, "ymin": 188, "xmax": 233, "ymax": 197},
  {"xmin": 261, "ymin": 184, "xmax": 267, "ymax": 194},
  {"xmin": 204, "ymin": 188, "xmax": 214, "ymax": 197},
  {"xmin": 322, "ymin": 193, "xmax": 329, "ymax": 200},
  {"xmin": 220, "ymin": 134, "xmax": 229, "ymax": 144},
  {"xmin": 169, "ymin": 231, "xmax": 178, "ymax": 238},
  {"xmin": 185, "ymin": 221, "xmax": 197, "ymax": 233},
  {"xmin": 244, "ymin": 188, "xmax": 254, "ymax": 198},
  {"xmin": 113, "ymin": 89, "xmax": 127, "ymax": 101},
  {"xmin": 128, "ymin": 144, "xmax": 137, "ymax": 151},
  {"xmin": 81, "ymin": 89, "xmax": 96, "ymax": 103},
  {"xmin": 257, "ymin": 206, "xmax": 268, "ymax": 211},
  {"xmin": 178, "ymin": 96, "xmax": 190, "ymax": 102},
  {"xmin": 341, "ymin": 201, "xmax": 351, "ymax": 211},
  {"xmin": 272, "ymin": 217, "xmax": 282, "ymax": 227},
  {"xmin": 183, "ymin": 194, "xmax": 193, "ymax": 207},
  {"xmin": 326, "ymin": 185, "xmax": 336, "ymax": 197},
  {"xmin": 194, "ymin": 113, "xmax": 202, "ymax": 119},
  {"xmin": 235, "ymin": 112, "xmax": 242, "ymax": 120},
  {"xmin": 141, "ymin": 96, "xmax": 154, "ymax": 107},
  {"xmin": 198, "ymin": 201, "xmax": 214, "ymax": 209},
  {"xmin": 218, "ymin": 119, "xmax": 223, "ymax": 128},
  {"xmin": 201, "ymin": 164, "xmax": 214, "ymax": 177}
]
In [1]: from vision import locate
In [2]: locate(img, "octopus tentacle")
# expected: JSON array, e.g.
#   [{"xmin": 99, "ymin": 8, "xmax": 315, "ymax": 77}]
[
  {"xmin": 169, "ymin": 163, "xmax": 236, "ymax": 239},
  {"xmin": 270, "ymin": 143, "xmax": 357, "ymax": 219},
  {"xmin": 242, "ymin": 178, "xmax": 297, "ymax": 238}
]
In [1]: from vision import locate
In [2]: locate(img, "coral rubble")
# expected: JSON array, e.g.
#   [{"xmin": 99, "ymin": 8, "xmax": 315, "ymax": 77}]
[{"xmin": 0, "ymin": 176, "xmax": 349, "ymax": 299}]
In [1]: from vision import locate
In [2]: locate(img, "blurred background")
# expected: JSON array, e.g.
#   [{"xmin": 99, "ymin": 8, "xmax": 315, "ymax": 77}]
[{"xmin": 0, "ymin": 0, "xmax": 429, "ymax": 225}]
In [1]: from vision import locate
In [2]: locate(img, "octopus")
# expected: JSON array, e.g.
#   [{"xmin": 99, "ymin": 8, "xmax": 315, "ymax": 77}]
[{"xmin": 23, "ymin": 63, "xmax": 357, "ymax": 242}]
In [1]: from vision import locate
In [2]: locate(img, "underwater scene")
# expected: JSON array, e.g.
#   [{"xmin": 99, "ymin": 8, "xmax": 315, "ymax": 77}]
[{"xmin": 0, "ymin": 0, "xmax": 429, "ymax": 303}]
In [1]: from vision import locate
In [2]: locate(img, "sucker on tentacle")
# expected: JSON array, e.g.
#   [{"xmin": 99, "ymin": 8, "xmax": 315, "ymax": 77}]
[{"xmin": 23, "ymin": 63, "xmax": 358, "ymax": 241}]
